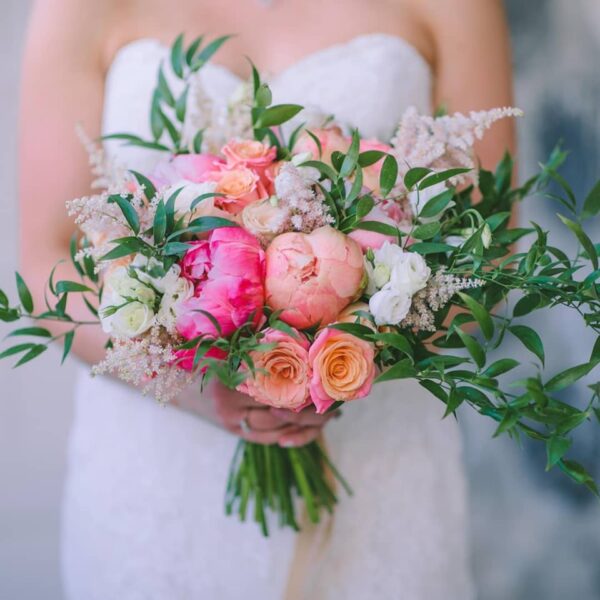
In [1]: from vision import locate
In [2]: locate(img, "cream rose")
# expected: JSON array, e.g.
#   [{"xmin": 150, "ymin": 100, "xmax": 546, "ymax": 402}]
[
  {"xmin": 368, "ymin": 288, "xmax": 412, "ymax": 326},
  {"xmin": 241, "ymin": 199, "xmax": 288, "ymax": 241}
]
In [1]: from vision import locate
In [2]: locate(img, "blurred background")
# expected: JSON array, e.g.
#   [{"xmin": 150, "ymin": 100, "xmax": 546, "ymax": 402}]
[{"xmin": 1, "ymin": 1, "xmax": 599, "ymax": 598}]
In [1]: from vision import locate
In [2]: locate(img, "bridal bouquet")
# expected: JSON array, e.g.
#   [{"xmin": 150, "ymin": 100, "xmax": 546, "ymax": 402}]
[{"xmin": 2, "ymin": 36, "xmax": 599, "ymax": 534}]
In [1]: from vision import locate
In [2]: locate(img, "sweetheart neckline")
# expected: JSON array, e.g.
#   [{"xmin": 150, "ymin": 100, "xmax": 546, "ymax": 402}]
[{"xmin": 107, "ymin": 32, "xmax": 432, "ymax": 85}]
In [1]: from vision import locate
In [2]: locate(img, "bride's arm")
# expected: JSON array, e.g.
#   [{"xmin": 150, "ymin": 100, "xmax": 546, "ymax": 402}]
[
  {"xmin": 420, "ymin": 0, "xmax": 516, "ymax": 167},
  {"xmin": 19, "ymin": 0, "xmax": 113, "ymax": 364},
  {"xmin": 18, "ymin": 0, "xmax": 330, "ymax": 447}
]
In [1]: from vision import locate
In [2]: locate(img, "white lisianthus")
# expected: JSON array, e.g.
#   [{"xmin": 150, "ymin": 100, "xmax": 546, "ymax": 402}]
[
  {"xmin": 108, "ymin": 302, "xmax": 156, "ymax": 338},
  {"xmin": 106, "ymin": 266, "xmax": 156, "ymax": 306},
  {"xmin": 408, "ymin": 181, "xmax": 453, "ymax": 223},
  {"xmin": 369, "ymin": 287, "xmax": 412, "ymax": 326},
  {"xmin": 164, "ymin": 180, "xmax": 217, "ymax": 215},
  {"xmin": 156, "ymin": 276, "xmax": 194, "ymax": 333},
  {"xmin": 390, "ymin": 252, "xmax": 431, "ymax": 296}
]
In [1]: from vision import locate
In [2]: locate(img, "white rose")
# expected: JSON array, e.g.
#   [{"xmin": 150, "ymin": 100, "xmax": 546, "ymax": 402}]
[
  {"xmin": 390, "ymin": 252, "xmax": 431, "ymax": 296},
  {"xmin": 369, "ymin": 287, "xmax": 412, "ymax": 326},
  {"xmin": 241, "ymin": 199, "xmax": 288, "ymax": 241},
  {"xmin": 131, "ymin": 256, "xmax": 182, "ymax": 294},
  {"xmin": 157, "ymin": 277, "xmax": 194, "ymax": 333},
  {"xmin": 107, "ymin": 302, "xmax": 155, "ymax": 338},
  {"xmin": 164, "ymin": 180, "xmax": 217, "ymax": 215},
  {"xmin": 366, "ymin": 242, "xmax": 411, "ymax": 293}
]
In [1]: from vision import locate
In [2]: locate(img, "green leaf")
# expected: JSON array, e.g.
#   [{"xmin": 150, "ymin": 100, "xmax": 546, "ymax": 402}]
[
  {"xmin": 513, "ymin": 293, "xmax": 541, "ymax": 317},
  {"xmin": 69, "ymin": 235, "xmax": 84, "ymax": 277},
  {"xmin": 6, "ymin": 327, "xmax": 52, "ymax": 339},
  {"xmin": 159, "ymin": 108, "xmax": 180, "ymax": 146},
  {"xmin": 419, "ymin": 168, "xmax": 470, "ymax": 190},
  {"xmin": 419, "ymin": 189, "xmax": 454, "ymax": 219},
  {"xmin": 455, "ymin": 328, "xmax": 486, "ymax": 369},
  {"xmin": 129, "ymin": 171, "xmax": 157, "ymax": 201},
  {"xmin": 340, "ymin": 130, "xmax": 360, "ymax": 178},
  {"xmin": 582, "ymin": 180, "xmax": 600, "ymax": 219},
  {"xmin": 375, "ymin": 359, "xmax": 417, "ymax": 383},
  {"xmin": 545, "ymin": 361, "xmax": 596, "ymax": 392},
  {"xmin": 358, "ymin": 150, "xmax": 386, "ymax": 167},
  {"xmin": 255, "ymin": 104, "xmax": 303, "ymax": 128},
  {"xmin": 298, "ymin": 160, "xmax": 337, "ymax": 182},
  {"xmin": 328, "ymin": 322, "xmax": 374, "ymax": 340},
  {"xmin": 157, "ymin": 66, "xmax": 175, "ymax": 106},
  {"xmin": 108, "ymin": 194, "xmax": 140, "ymax": 234},
  {"xmin": 150, "ymin": 91, "xmax": 165, "ymax": 140},
  {"xmin": 165, "ymin": 187, "xmax": 182, "ymax": 232},
  {"xmin": 0, "ymin": 343, "xmax": 35, "ymax": 360},
  {"xmin": 509, "ymin": 325, "xmax": 545, "ymax": 365},
  {"xmin": 175, "ymin": 86, "xmax": 189, "ymax": 122},
  {"xmin": 15, "ymin": 273, "xmax": 33, "ymax": 314},
  {"xmin": 355, "ymin": 196, "xmax": 375, "ymax": 220},
  {"xmin": 255, "ymin": 83, "xmax": 273, "ymax": 108},
  {"xmin": 169, "ymin": 216, "xmax": 237, "ymax": 239},
  {"xmin": 55, "ymin": 281, "xmax": 93, "ymax": 294},
  {"xmin": 457, "ymin": 292, "xmax": 494, "ymax": 340},
  {"xmin": 559, "ymin": 460, "xmax": 599, "ymax": 496},
  {"xmin": 379, "ymin": 155, "xmax": 398, "ymax": 197},
  {"xmin": 185, "ymin": 35, "xmax": 204, "ymax": 65},
  {"xmin": 193, "ymin": 130, "xmax": 204, "ymax": 154},
  {"xmin": 493, "ymin": 409, "xmax": 520, "ymax": 437},
  {"xmin": 419, "ymin": 380, "xmax": 448, "ymax": 403},
  {"xmin": 190, "ymin": 192, "xmax": 222, "ymax": 211},
  {"xmin": 558, "ymin": 214, "xmax": 598, "ymax": 270},
  {"xmin": 546, "ymin": 437, "xmax": 572, "ymax": 470},
  {"xmin": 404, "ymin": 167, "xmax": 432, "ymax": 190},
  {"xmin": 62, "ymin": 330, "xmax": 75, "ymax": 365},
  {"xmin": 170, "ymin": 34, "xmax": 185, "ymax": 78},
  {"xmin": 191, "ymin": 35, "xmax": 232, "ymax": 70},
  {"xmin": 371, "ymin": 332, "xmax": 413, "ymax": 359},
  {"xmin": 153, "ymin": 199, "xmax": 167, "ymax": 244},
  {"xmin": 100, "ymin": 239, "xmax": 146, "ymax": 261},
  {"xmin": 354, "ymin": 220, "xmax": 399, "ymax": 237},
  {"xmin": 484, "ymin": 358, "xmax": 520, "ymax": 378},
  {"xmin": 163, "ymin": 242, "xmax": 192, "ymax": 256},
  {"xmin": 411, "ymin": 222, "xmax": 441, "ymax": 240},
  {"xmin": 304, "ymin": 130, "xmax": 323, "ymax": 158},
  {"xmin": 409, "ymin": 242, "xmax": 455, "ymax": 255},
  {"xmin": 0, "ymin": 289, "xmax": 8, "ymax": 307},
  {"xmin": 443, "ymin": 388, "xmax": 465, "ymax": 417},
  {"xmin": 11, "ymin": 344, "xmax": 47, "ymax": 367}
]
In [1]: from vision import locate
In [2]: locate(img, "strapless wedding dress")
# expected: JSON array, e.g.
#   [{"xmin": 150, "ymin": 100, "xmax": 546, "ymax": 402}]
[{"xmin": 61, "ymin": 34, "xmax": 474, "ymax": 600}]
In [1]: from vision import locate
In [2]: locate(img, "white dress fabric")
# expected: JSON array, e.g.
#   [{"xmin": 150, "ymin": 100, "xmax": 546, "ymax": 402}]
[{"xmin": 62, "ymin": 34, "xmax": 474, "ymax": 600}]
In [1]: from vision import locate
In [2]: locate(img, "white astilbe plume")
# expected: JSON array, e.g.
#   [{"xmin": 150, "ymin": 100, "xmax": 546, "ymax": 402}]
[
  {"xmin": 391, "ymin": 106, "xmax": 523, "ymax": 191},
  {"xmin": 274, "ymin": 162, "xmax": 334, "ymax": 233},
  {"xmin": 76, "ymin": 125, "xmax": 127, "ymax": 190},
  {"xmin": 66, "ymin": 184, "xmax": 159, "ymax": 264},
  {"xmin": 92, "ymin": 326, "xmax": 193, "ymax": 403},
  {"xmin": 400, "ymin": 268, "xmax": 484, "ymax": 332}
]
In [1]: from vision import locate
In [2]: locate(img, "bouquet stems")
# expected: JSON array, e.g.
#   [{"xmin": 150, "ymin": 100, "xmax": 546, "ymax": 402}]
[{"xmin": 225, "ymin": 440, "xmax": 351, "ymax": 536}]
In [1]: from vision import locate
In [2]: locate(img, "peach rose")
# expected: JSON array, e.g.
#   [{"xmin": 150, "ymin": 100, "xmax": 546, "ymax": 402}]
[
  {"xmin": 293, "ymin": 127, "xmax": 349, "ymax": 164},
  {"xmin": 213, "ymin": 168, "xmax": 267, "ymax": 215},
  {"xmin": 308, "ymin": 327, "xmax": 376, "ymax": 414},
  {"xmin": 237, "ymin": 328, "xmax": 311, "ymax": 410},
  {"xmin": 222, "ymin": 140, "xmax": 277, "ymax": 170}
]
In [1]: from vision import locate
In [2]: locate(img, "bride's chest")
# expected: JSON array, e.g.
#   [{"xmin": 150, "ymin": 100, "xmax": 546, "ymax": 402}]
[{"xmin": 103, "ymin": 34, "xmax": 432, "ymax": 155}]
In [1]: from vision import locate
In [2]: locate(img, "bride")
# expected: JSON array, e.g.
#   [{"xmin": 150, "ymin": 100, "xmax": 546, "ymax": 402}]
[{"xmin": 19, "ymin": 0, "xmax": 514, "ymax": 598}]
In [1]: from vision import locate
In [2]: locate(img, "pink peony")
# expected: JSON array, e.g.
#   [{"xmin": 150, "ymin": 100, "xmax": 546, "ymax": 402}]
[
  {"xmin": 308, "ymin": 326, "xmax": 376, "ymax": 414},
  {"xmin": 176, "ymin": 227, "xmax": 265, "ymax": 339},
  {"xmin": 265, "ymin": 226, "xmax": 365, "ymax": 329},
  {"xmin": 237, "ymin": 328, "xmax": 312, "ymax": 410}
]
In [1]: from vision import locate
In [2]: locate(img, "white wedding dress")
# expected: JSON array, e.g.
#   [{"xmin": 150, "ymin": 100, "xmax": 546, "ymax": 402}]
[{"xmin": 61, "ymin": 34, "xmax": 474, "ymax": 600}]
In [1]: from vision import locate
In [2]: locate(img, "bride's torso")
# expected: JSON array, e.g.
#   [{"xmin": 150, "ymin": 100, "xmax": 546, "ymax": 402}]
[{"xmin": 63, "ymin": 33, "xmax": 474, "ymax": 600}]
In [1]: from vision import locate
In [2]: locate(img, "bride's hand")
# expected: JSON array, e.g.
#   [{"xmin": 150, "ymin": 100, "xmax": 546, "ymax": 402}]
[{"xmin": 192, "ymin": 379, "xmax": 337, "ymax": 447}]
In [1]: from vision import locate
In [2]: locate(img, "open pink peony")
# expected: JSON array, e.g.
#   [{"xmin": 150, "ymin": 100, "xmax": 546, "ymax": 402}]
[
  {"xmin": 265, "ymin": 226, "xmax": 365, "ymax": 329},
  {"xmin": 176, "ymin": 227, "xmax": 265, "ymax": 339}
]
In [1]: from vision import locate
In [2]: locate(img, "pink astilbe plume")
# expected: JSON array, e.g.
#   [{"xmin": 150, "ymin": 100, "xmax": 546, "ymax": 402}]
[{"xmin": 390, "ymin": 106, "xmax": 523, "ymax": 191}]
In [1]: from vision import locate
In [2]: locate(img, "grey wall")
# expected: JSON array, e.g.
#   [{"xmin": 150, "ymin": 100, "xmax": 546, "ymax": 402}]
[{"xmin": 0, "ymin": 1, "xmax": 599, "ymax": 599}]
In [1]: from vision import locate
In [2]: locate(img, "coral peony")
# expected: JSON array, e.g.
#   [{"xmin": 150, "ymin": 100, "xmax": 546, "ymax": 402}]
[{"xmin": 265, "ymin": 226, "xmax": 365, "ymax": 329}]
